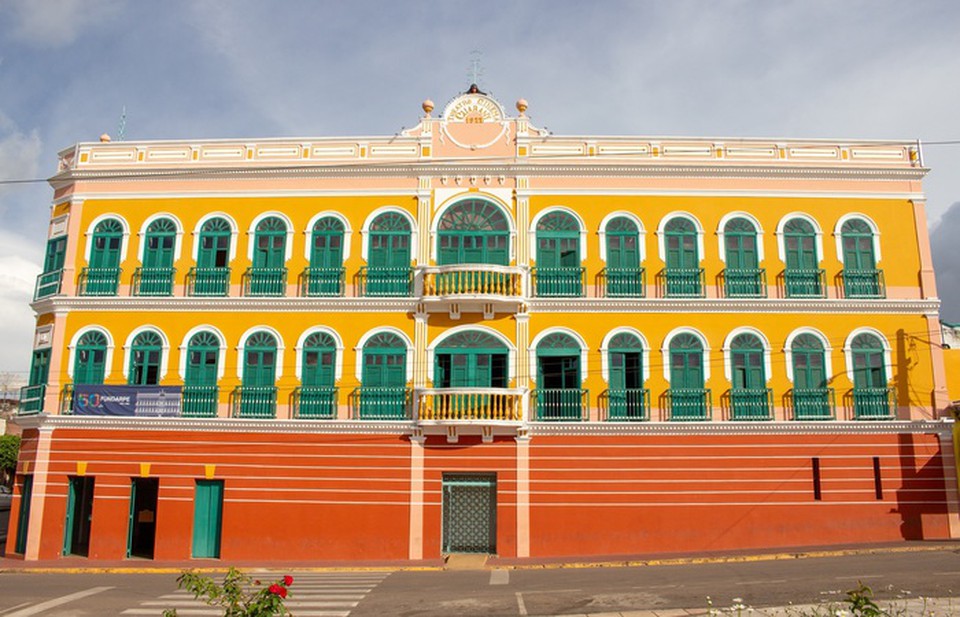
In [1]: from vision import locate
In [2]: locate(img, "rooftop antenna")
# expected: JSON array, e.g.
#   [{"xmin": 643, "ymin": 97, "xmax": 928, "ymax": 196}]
[
  {"xmin": 117, "ymin": 105, "xmax": 127, "ymax": 141},
  {"xmin": 467, "ymin": 49, "xmax": 485, "ymax": 90}
]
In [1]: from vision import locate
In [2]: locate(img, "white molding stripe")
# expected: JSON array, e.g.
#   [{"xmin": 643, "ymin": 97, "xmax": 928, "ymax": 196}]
[
  {"xmin": 54, "ymin": 189, "xmax": 421, "ymax": 204},
  {"xmin": 31, "ymin": 296, "xmax": 941, "ymax": 315},
  {"xmin": 515, "ymin": 189, "xmax": 927, "ymax": 200}
]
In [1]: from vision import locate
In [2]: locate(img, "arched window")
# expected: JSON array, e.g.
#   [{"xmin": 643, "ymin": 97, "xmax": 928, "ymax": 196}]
[
  {"xmin": 74, "ymin": 331, "xmax": 108, "ymax": 385},
  {"xmin": 607, "ymin": 332, "xmax": 646, "ymax": 420},
  {"xmin": 365, "ymin": 212, "xmax": 412, "ymax": 296},
  {"xmin": 194, "ymin": 217, "xmax": 232, "ymax": 296},
  {"xmin": 359, "ymin": 332, "xmax": 408, "ymax": 419},
  {"xmin": 723, "ymin": 218, "xmax": 763, "ymax": 297},
  {"xmin": 183, "ymin": 331, "xmax": 220, "ymax": 417},
  {"xmin": 728, "ymin": 333, "xmax": 770, "ymax": 420},
  {"xmin": 535, "ymin": 332, "xmax": 584, "ymax": 420},
  {"xmin": 668, "ymin": 333, "xmax": 708, "ymax": 420},
  {"xmin": 138, "ymin": 218, "xmax": 177, "ymax": 296},
  {"xmin": 605, "ymin": 217, "xmax": 643, "ymax": 297},
  {"xmin": 791, "ymin": 333, "xmax": 831, "ymax": 420},
  {"xmin": 248, "ymin": 217, "xmax": 288, "ymax": 296},
  {"xmin": 783, "ymin": 218, "xmax": 823, "ymax": 297},
  {"xmin": 306, "ymin": 217, "xmax": 345, "ymax": 296},
  {"xmin": 841, "ymin": 218, "xmax": 882, "ymax": 297},
  {"xmin": 239, "ymin": 331, "xmax": 278, "ymax": 417},
  {"xmin": 435, "ymin": 330, "xmax": 508, "ymax": 388},
  {"xmin": 535, "ymin": 211, "xmax": 583, "ymax": 297},
  {"xmin": 129, "ymin": 331, "xmax": 163, "ymax": 386},
  {"xmin": 664, "ymin": 218, "xmax": 702, "ymax": 297},
  {"xmin": 84, "ymin": 218, "xmax": 124, "ymax": 295},
  {"xmin": 297, "ymin": 331, "xmax": 338, "ymax": 418},
  {"xmin": 438, "ymin": 200, "xmax": 509, "ymax": 265},
  {"xmin": 850, "ymin": 332, "xmax": 893, "ymax": 419}
]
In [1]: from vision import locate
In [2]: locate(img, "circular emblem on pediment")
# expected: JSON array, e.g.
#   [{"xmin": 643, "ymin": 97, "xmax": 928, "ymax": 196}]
[{"xmin": 442, "ymin": 94, "xmax": 506, "ymax": 124}]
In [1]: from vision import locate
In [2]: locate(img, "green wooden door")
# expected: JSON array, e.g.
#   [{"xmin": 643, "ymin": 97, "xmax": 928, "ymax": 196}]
[
  {"xmin": 308, "ymin": 217, "xmax": 344, "ymax": 295},
  {"xmin": 841, "ymin": 219, "xmax": 879, "ymax": 296},
  {"xmin": 783, "ymin": 218, "xmax": 820, "ymax": 295},
  {"xmin": 367, "ymin": 212, "xmax": 411, "ymax": 295},
  {"xmin": 536, "ymin": 211, "xmax": 581, "ymax": 296},
  {"xmin": 669, "ymin": 333, "xmax": 705, "ymax": 419},
  {"xmin": 437, "ymin": 200, "xmax": 509, "ymax": 266},
  {"xmin": 792, "ymin": 333, "xmax": 830, "ymax": 419},
  {"xmin": 28, "ymin": 349, "xmax": 50, "ymax": 388},
  {"xmin": 730, "ymin": 333, "xmax": 768, "ymax": 419},
  {"xmin": 63, "ymin": 476, "xmax": 94, "ymax": 556},
  {"xmin": 608, "ymin": 332, "xmax": 644, "ymax": 419},
  {"xmin": 434, "ymin": 331, "xmax": 507, "ymax": 389},
  {"xmin": 74, "ymin": 331, "xmax": 108, "ymax": 385},
  {"xmin": 184, "ymin": 331, "xmax": 220, "ymax": 417},
  {"xmin": 192, "ymin": 480, "xmax": 223, "ymax": 558},
  {"xmin": 128, "ymin": 331, "xmax": 163, "ymax": 386},
  {"xmin": 251, "ymin": 217, "xmax": 287, "ymax": 295},
  {"xmin": 360, "ymin": 332, "xmax": 407, "ymax": 418},
  {"xmin": 87, "ymin": 219, "xmax": 123, "ymax": 294},
  {"xmin": 723, "ymin": 218, "xmax": 761, "ymax": 296},
  {"xmin": 536, "ymin": 332, "xmax": 582, "ymax": 420},
  {"xmin": 195, "ymin": 217, "xmax": 231, "ymax": 295},
  {"xmin": 14, "ymin": 475, "xmax": 33, "ymax": 555},
  {"xmin": 240, "ymin": 332, "xmax": 277, "ymax": 417},
  {"xmin": 851, "ymin": 333, "xmax": 890, "ymax": 418},
  {"xmin": 299, "ymin": 332, "xmax": 337, "ymax": 418},
  {"xmin": 664, "ymin": 218, "xmax": 699, "ymax": 295},
  {"xmin": 140, "ymin": 218, "xmax": 176, "ymax": 294},
  {"xmin": 605, "ymin": 217, "xmax": 641, "ymax": 296}
]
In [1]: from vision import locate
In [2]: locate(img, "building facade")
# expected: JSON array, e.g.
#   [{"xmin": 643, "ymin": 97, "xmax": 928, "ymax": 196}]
[{"xmin": 7, "ymin": 89, "xmax": 960, "ymax": 562}]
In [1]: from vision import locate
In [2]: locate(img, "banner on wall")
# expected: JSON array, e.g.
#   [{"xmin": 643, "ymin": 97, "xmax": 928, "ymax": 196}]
[{"xmin": 72, "ymin": 385, "xmax": 183, "ymax": 417}]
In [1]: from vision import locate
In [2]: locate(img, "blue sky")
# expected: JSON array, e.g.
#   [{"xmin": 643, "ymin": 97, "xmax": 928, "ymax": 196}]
[{"xmin": 0, "ymin": 0, "xmax": 958, "ymax": 378}]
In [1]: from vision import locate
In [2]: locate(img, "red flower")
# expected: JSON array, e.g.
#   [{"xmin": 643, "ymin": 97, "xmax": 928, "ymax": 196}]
[
  {"xmin": 283, "ymin": 575, "xmax": 294, "ymax": 587},
  {"xmin": 269, "ymin": 583, "xmax": 283, "ymax": 596},
  {"xmin": 278, "ymin": 586, "xmax": 287, "ymax": 598}
]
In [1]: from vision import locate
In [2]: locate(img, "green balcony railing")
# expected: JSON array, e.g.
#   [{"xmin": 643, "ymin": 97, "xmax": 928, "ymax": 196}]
[
  {"xmin": 784, "ymin": 268, "xmax": 826, "ymax": 298},
  {"xmin": 352, "ymin": 386, "xmax": 411, "ymax": 419},
  {"xmin": 667, "ymin": 387, "xmax": 712, "ymax": 421},
  {"xmin": 842, "ymin": 269, "xmax": 885, "ymax": 298},
  {"xmin": 422, "ymin": 265, "xmax": 523, "ymax": 297},
  {"xmin": 723, "ymin": 268, "xmax": 766, "ymax": 298},
  {"xmin": 532, "ymin": 388, "xmax": 588, "ymax": 421},
  {"xmin": 293, "ymin": 386, "xmax": 338, "ymax": 419},
  {"xmin": 133, "ymin": 266, "xmax": 176, "ymax": 296},
  {"xmin": 300, "ymin": 267, "xmax": 346, "ymax": 297},
  {"xmin": 18, "ymin": 384, "xmax": 45, "ymax": 415},
  {"xmin": 244, "ymin": 267, "xmax": 287, "ymax": 296},
  {"xmin": 232, "ymin": 385, "xmax": 277, "ymax": 418},
  {"xmin": 604, "ymin": 388, "xmax": 650, "ymax": 421},
  {"xmin": 358, "ymin": 267, "xmax": 414, "ymax": 297},
  {"xmin": 79, "ymin": 267, "xmax": 122, "ymax": 296},
  {"xmin": 188, "ymin": 267, "xmax": 231, "ymax": 296},
  {"xmin": 417, "ymin": 388, "xmax": 524, "ymax": 422},
  {"xmin": 181, "ymin": 385, "xmax": 219, "ymax": 418},
  {"xmin": 729, "ymin": 387, "xmax": 773, "ymax": 420},
  {"xmin": 602, "ymin": 267, "xmax": 646, "ymax": 298},
  {"xmin": 853, "ymin": 386, "xmax": 896, "ymax": 420},
  {"xmin": 792, "ymin": 387, "xmax": 835, "ymax": 420},
  {"xmin": 34, "ymin": 270, "xmax": 63, "ymax": 300},
  {"xmin": 532, "ymin": 267, "xmax": 585, "ymax": 297},
  {"xmin": 662, "ymin": 268, "xmax": 705, "ymax": 298}
]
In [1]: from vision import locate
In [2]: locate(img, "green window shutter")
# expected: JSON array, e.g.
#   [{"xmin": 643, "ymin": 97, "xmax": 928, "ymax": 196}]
[
  {"xmin": 43, "ymin": 237, "xmax": 67, "ymax": 273},
  {"xmin": 841, "ymin": 219, "xmax": 876, "ymax": 271},
  {"xmin": 310, "ymin": 217, "xmax": 344, "ymax": 270},
  {"xmin": 606, "ymin": 217, "xmax": 639, "ymax": 270},
  {"xmin": 368, "ymin": 213, "xmax": 411, "ymax": 269},
  {"xmin": 198, "ymin": 218, "xmax": 232, "ymax": 269},
  {"xmin": 302, "ymin": 332, "xmax": 336, "ymax": 387},
  {"xmin": 242, "ymin": 332, "xmax": 277, "ymax": 388},
  {"xmin": 536, "ymin": 211, "xmax": 580, "ymax": 267},
  {"xmin": 730, "ymin": 333, "xmax": 765, "ymax": 389},
  {"xmin": 90, "ymin": 219, "xmax": 123, "ymax": 269},
  {"xmin": 29, "ymin": 349, "xmax": 51, "ymax": 387},
  {"xmin": 129, "ymin": 331, "xmax": 163, "ymax": 386},
  {"xmin": 74, "ymin": 331, "xmax": 108, "ymax": 385},
  {"xmin": 851, "ymin": 333, "xmax": 886, "ymax": 388},
  {"xmin": 669, "ymin": 333, "xmax": 704, "ymax": 389},
  {"xmin": 784, "ymin": 218, "xmax": 817, "ymax": 270},
  {"xmin": 437, "ymin": 199, "xmax": 509, "ymax": 266},
  {"xmin": 253, "ymin": 217, "xmax": 287, "ymax": 269},
  {"xmin": 536, "ymin": 332, "xmax": 581, "ymax": 387},
  {"xmin": 434, "ymin": 331, "xmax": 508, "ymax": 388},
  {"xmin": 192, "ymin": 480, "xmax": 223, "ymax": 559},
  {"xmin": 142, "ymin": 218, "xmax": 176, "ymax": 269},
  {"xmin": 665, "ymin": 218, "xmax": 698, "ymax": 269},
  {"xmin": 792, "ymin": 334, "xmax": 826, "ymax": 389},
  {"xmin": 723, "ymin": 218, "xmax": 758, "ymax": 270},
  {"xmin": 362, "ymin": 333, "xmax": 406, "ymax": 388},
  {"xmin": 185, "ymin": 332, "xmax": 220, "ymax": 387},
  {"xmin": 608, "ymin": 332, "xmax": 643, "ymax": 390}
]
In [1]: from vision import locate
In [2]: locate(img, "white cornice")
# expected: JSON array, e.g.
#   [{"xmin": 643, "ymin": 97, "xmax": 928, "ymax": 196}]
[
  {"xmin": 31, "ymin": 296, "xmax": 939, "ymax": 316},
  {"xmin": 16, "ymin": 414, "xmax": 416, "ymax": 434},
  {"xmin": 515, "ymin": 189, "xmax": 926, "ymax": 200}
]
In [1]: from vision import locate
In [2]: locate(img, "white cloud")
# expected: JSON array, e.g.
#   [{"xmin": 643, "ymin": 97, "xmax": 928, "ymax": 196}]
[
  {"xmin": 1, "ymin": 0, "xmax": 121, "ymax": 48},
  {"xmin": 0, "ymin": 231, "xmax": 41, "ymax": 376}
]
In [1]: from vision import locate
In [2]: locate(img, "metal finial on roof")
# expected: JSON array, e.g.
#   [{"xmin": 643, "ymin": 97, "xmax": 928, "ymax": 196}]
[{"xmin": 467, "ymin": 50, "xmax": 485, "ymax": 91}]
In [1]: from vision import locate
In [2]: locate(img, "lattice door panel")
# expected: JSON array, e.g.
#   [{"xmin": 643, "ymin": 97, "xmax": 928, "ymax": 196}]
[{"xmin": 442, "ymin": 474, "xmax": 497, "ymax": 554}]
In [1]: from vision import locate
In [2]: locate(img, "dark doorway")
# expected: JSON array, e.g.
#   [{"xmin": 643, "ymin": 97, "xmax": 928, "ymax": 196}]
[{"xmin": 127, "ymin": 478, "xmax": 159, "ymax": 559}]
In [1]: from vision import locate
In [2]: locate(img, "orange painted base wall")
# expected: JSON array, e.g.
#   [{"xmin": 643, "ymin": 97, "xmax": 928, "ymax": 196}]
[{"xmin": 4, "ymin": 427, "xmax": 954, "ymax": 562}]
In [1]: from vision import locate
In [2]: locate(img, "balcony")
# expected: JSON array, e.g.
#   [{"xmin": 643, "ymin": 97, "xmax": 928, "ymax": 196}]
[
  {"xmin": 133, "ymin": 267, "xmax": 176, "ymax": 296},
  {"xmin": 722, "ymin": 268, "xmax": 766, "ymax": 298},
  {"xmin": 783, "ymin": 268, "xmax": 826, "ymax": 298},
  {"xmin": 358, "ymin": 267, "xmax": 414, "ymax": 297},
  {"xmin": 601, "ymin": 388, "xmax": 650, "ymax": 421},
  {"xmin": 660, "ymin": 268, "xmax": 705, "ymax": 298},
  {"xmin": 78, "ymin": 267, "xmax": 121, "ymax": 296},
  {"xmin": 243, "ymin": 267, "xmax": 287, "ymax": 297},
  {"xmin": 416, "ymin": 388, "xmax": 524, "ymax": 422},
  {"xmin": 601, "ymin": 267, "xmax": 646, "ymax": 298},
  {"xmin": 300, "ymin": 267, "xmax": 345, "ymax": 297},
  {"xmin": 667, "ymin": 388, "xmax": 712, "ymax": 421},
  {"xmin": 34, "ymin": 270, "xmax": 63, "ymax": 300},
  {"xmin": 231, "ymin": 385, "xmax": 277, "ymax": 418},
  {"xmin": 532, "ymin": 388, "xmax": 589, "ymax": 421},
  {"xmin": 351, "ymin": 386, "xmax": 412, "ymax": 419},
  {"xmin": 791, "ymin": 387, "xmax": 835, "ymax": 420},
  {"xmin": 293, "ymin": 386, "xmax": 338, "ymax": 419},
  {"xmin": 18, "ymin": 385, "xmax": 45, "ymax": 415},
  {"xmin": 531, "ymin": 267, "xmax": 585, "ymax": 297},
  {"xmin": 853, "ymin": 386, "xmax": 896, "ymax": 420},
  {"xmin": 842, "ymin": 269, "xmax": 885, "ymax": 298},
  {"xmin": 188, "ymin": 267, "xmax": 230, "ymax": 296},
  {"xmin": 422, "ymin": 265, "xmax": 523, "ymax": 298},
  {"xmin": 181, "ymin": 385, "xmax": 219, "ymax": 418},
  {"xmin": 728, "ymin": 388, "xmax": 773, "ymax": 420}
]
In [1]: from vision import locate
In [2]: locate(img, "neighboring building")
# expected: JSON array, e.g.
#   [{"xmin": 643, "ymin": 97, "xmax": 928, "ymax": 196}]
[{"xmin": 6, "ymin": 88, "xmax": 959, "ymax": 562}]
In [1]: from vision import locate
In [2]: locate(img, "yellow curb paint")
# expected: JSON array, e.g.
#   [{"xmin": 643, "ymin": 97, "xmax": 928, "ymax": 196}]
[
  {"xmin": 140, "ymin": 463, "xmax": 151, "ymax": 478},
  {"xmin": 76, "ymin": 461, "xmax": 87, "ymax": 476},
  {"xmin": 204, "ymin": 464, "xmax": 215, "ymax": 479}
]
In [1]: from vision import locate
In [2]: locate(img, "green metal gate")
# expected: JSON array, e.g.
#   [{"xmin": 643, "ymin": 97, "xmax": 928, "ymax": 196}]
[{"xmin": 442, "ymin": 473, "xmax": 497, "ymax": 554}]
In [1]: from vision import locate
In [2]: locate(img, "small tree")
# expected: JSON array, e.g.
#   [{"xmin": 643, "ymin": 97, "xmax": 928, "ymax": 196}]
[
  {"xmin": 0, "ymin": 434, "xmax": 20, "ymax": 487},
  {"xmin": 164, "ymin": 568, "xmax": 293, "ymax": 617}
]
